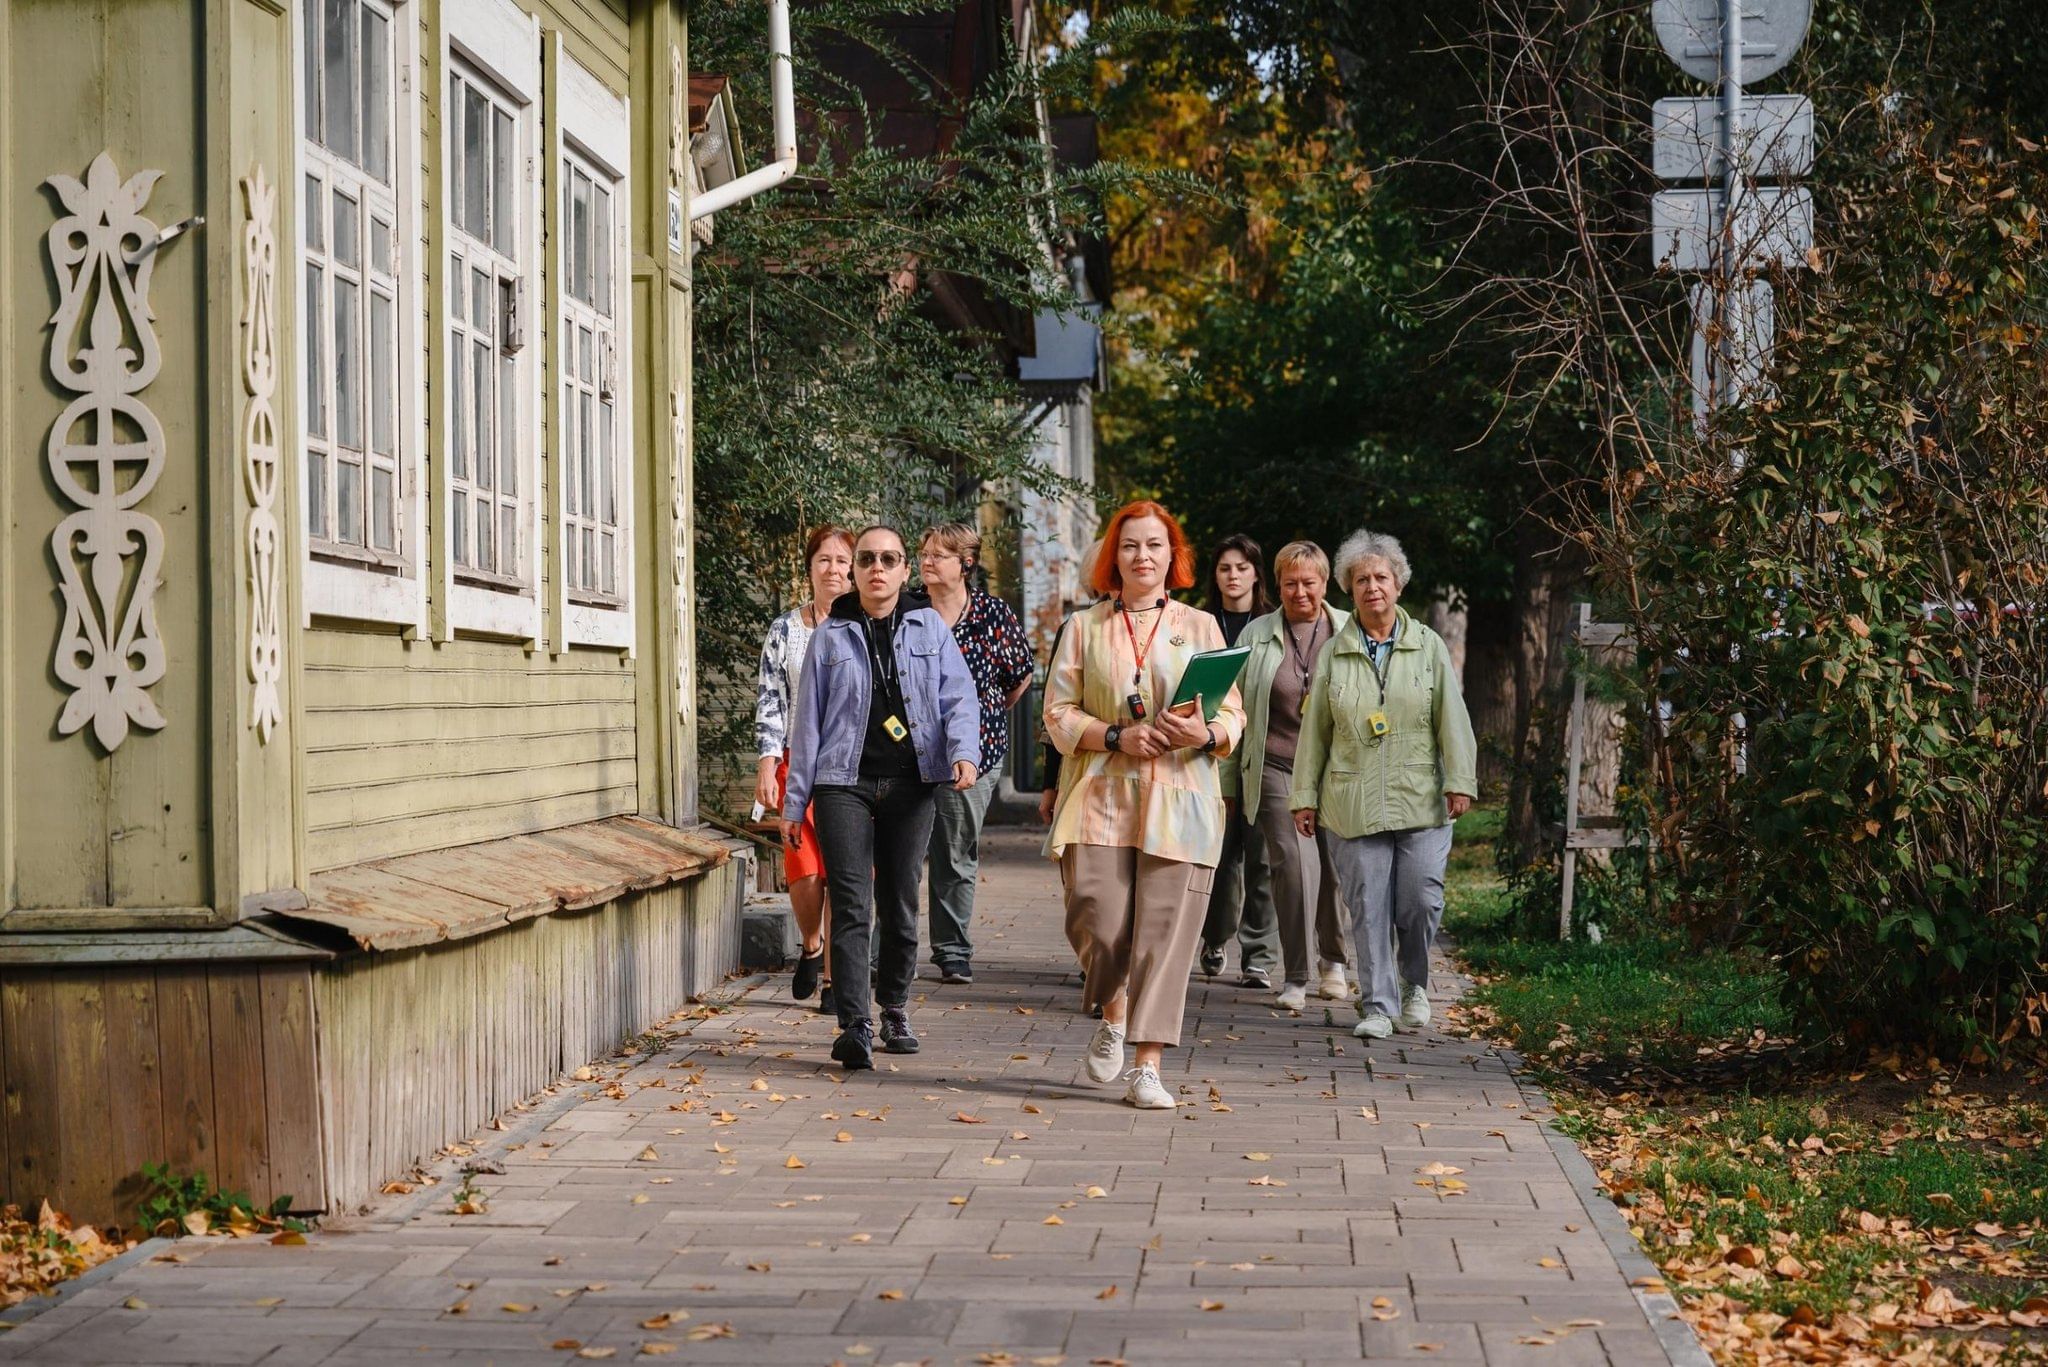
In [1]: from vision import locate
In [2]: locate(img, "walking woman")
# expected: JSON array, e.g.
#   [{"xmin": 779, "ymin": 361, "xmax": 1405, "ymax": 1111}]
[
  {"xmin": 1043, "ymin": 501, "xmax": 1245, "ymax": 1109},
  {"xmin": 754, "ymin": 525, "xmax": 854, "ymax": 1012},
  {"xmin": 1290, "ymin": 531, "xmax": 1477, "ymax": 1040},
  {"xmin": 920, "ymin": 523, "xmax": 1035, "ymax": 985},
  {"xmin": 1236, "ymin": 541, "xmax": 1353, "ymax": 1012},
  {"xmin": 781, "ymin": 526, "xmax": 981, "ymax": 1070},
  {"xmin": 1199, "ymin": 535, "xmax": 1281, "ymax": 987}
]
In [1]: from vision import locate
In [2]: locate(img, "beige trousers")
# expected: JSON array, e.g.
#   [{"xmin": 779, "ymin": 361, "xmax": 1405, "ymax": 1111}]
[
  {"xmin": 1062, "ymin": 844, "xmax": 1213, "ymax": 1046},
  {"xmin": 1256, "ymin": 762, "xmax": 1349, "ymax": 985}
]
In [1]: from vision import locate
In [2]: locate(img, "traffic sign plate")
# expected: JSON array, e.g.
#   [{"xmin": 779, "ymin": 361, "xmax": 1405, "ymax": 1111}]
[
  {"xmin": 1651, "ymin": 186, "xmax": 1813, "ymax": 272},
  {"xmin": 1651, "ymin": 0, "xmax": 1813, "ymax": 85},
  {"xmin": 1653, "ymin": 95, "xmax": 1813, "ymax": 181}
]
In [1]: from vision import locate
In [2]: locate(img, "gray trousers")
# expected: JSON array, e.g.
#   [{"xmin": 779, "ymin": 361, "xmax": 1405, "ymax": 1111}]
[
  {"xmin": 926, "ymin": 764, "xmax": 999, "ymax": 969},
  {"xmin": 1200, "ymin": 800, "xmax": 1279, "ymax": 973},
  {"xmin": 1254, "ymin": 763, "xmax": 1348, "ymax": 986},
  {"xmin": 1328, "ymin": 824, "xmax": 1455, "ymax": 1018}
]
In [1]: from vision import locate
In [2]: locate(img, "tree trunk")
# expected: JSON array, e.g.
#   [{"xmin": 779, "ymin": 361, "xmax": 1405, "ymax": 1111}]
[
  {"xmin": 1463, "ymin": 595, "xmax": 1517, "ymax": 795},
  {"xmin": 1424, "ymin": 591, "xmax": 1468, "ymax": 680},
  {"xmin": 1504, "ymin": 520, "xmax": 1585, "ymax": 866}
]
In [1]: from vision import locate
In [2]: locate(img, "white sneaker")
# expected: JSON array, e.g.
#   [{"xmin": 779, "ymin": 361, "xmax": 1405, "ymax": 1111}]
[
  {"xmin": 1084, "ymin": 1021, "xmax": 1127, "ymax": 1084},
  {"xmin": 1123, "ymin": 1064, "xmax": 1175, "ymax": 1110},
  {"xmin": 1400, "ymin": 984, "xmax": 1432, "ymax": 1029},
  {"xmin": 1316, "ymin": 962, "xmax": 1349, "ymax": 1000},
  {"xmin": 1353, "ymin": 1011, "xmax": 1395, "ymax": 1039},
  {"xmin": 1275, "ymin": 983, "xmax": 1308, "ymax": 1012}
]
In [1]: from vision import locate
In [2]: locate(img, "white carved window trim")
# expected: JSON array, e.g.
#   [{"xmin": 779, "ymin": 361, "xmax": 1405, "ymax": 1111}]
[
  {"xmin": 442, "ymin": 0, "xmax": 542, "ymax": 644},
  {"xmin": 294, "ymin": 0, "xmax": 428, "ymax": 632},
  {"xmin": 556, "ymin": 50, "xmax": 634, "ymax": 653}
]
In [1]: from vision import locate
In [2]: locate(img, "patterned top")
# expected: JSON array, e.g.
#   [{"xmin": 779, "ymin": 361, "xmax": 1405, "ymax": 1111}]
[
  {"xmin": 945, "ymin": 589, "xmax": 1036, "ymax": 771},
  {"xmin": 753, "ymin": 605, "xmax": 817, "ymax": 758},
  {"xmin": 1042, "ymin": 599, "xmax": 1246, "ymax": 867}
]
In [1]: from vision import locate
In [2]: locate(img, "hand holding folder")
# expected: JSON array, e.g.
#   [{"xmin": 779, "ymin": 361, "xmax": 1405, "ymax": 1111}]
[{"xmin": 1168, "ymin": 646, "xmax": 1250, "ymax": 722}]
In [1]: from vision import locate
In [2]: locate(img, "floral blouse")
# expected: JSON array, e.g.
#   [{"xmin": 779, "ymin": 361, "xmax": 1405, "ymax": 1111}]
[
  {"xmin": 948, "ymin": 589, "xmax": 1036, "ymax": 772},
  {"xmin": 754, "ymin": 605, "xmax": 817, "ymax": 758},
  {"xmin": 1042, "ymin": 599, "xmax": 1246, "ymax": 867}
]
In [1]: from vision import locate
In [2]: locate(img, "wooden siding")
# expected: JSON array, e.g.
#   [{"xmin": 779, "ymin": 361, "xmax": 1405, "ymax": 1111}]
[
  {"xmin": 316, "ymin": 850, "xmax": 743, "ymax": 1213},
  {"xmin": 0, "ymin": 962, "xmax": 325, "ymax": 1227},
  {"xmin": 301, "ymin": 632, "xmax": 638, "ymax": 871}
]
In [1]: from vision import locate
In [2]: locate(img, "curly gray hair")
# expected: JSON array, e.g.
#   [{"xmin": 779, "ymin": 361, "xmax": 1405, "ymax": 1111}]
[{"xmin": 1333, "ymin": 530, "xmax": 1413, "ymax": 594}]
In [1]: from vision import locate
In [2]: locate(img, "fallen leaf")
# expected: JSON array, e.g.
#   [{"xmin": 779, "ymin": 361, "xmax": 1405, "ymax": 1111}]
[
  {"xmin": 848, "ymin": 1233, "xmax": 872, "ymax": 1244},
  {"xmin": 1044, "ymin": 1215, "xmax": 1065, "ymax": 1225},
  {"xmin": 784, "ymin": 1155, "xmax": 806, "ymax": 1169},
  {"xmin": 1084, "ymin": 1186, "xmax": 1107, "ymax": 1199},
  {"xmin": 746, "ymin": 1260, "xmax": 771, "ymax": 1273},
  {"xmin": 877, "ymin": 1289, "xmax": 905, "ymax": 1301},
  {"xmin": 953, "ymin": 1112, "xmax": 988, "ymax": 1125},
  {"xmin": 639, "ymin": 1311, "xmax": 689, "ymax": 1330},
  {"xmin": 1243, "ymin": 1152, "xmax": 1271, "ymax": 1162},
  {"xmin": 638, "ymin": 1146, "xmax": 659, "ymax": 1162},
  {"xmin": 1200, "ymin": 1299, "xmax": 1225, "ymax": 1311},
  {"xmin": 1097, "ymin": 1285, "xmax": 1120, "ymax": 1300},
  {"xmin": 576, "ymin": 1349, "xmax": 617, "ymax": 1360},
  {"xmin": 501, "ymin": 1302, "xmax": 536, "ymax": 1313},
  {"xmin": 684, "ymin": 1322, "xmax": 737, "ymax": 1341},
  {"xmin": 552, "ymin": 1341, "xmax": 583, "ymax": 1351},
  {"xmin": 122, "ymin": 1296, "xmax": 149, "ymax": 1311},
  {"xmin": 639, "ymin": 1345, "xmax": 677, "ymax": 1357}
]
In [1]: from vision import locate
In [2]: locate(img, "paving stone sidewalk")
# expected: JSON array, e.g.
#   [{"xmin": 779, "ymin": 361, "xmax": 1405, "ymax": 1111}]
[{"xmin": 0, "ymin": 827, "xmax": 1697, "ymax": 1366}]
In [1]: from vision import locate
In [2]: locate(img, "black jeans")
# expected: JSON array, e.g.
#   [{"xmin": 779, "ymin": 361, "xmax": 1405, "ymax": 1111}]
[{"xmin": 812, "ymin": 776, "xmax": 938, "ymax": 1029}]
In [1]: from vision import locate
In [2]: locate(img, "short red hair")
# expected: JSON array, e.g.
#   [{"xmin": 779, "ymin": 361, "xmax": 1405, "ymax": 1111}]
[{"xmin": 1090, "ymin": 500, "xmax": 1197, "ymax": 598}]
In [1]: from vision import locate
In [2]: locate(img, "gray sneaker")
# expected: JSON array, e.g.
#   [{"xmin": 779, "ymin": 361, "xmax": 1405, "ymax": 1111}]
[
  {"xmin": 1084, "ymin": 1021, "xmax": 1127, "ymax": 1084},
  {"xmin": 1241, "ymin": 965, "xmax": 1271, "ymax": 990}
]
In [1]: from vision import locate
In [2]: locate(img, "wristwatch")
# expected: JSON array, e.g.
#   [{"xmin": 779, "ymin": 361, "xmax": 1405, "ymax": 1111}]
[
  {"xmin": 1104, "ymin": 724, "xmax": 1124, "ymax": 753},
  {"xmin": 1200, "ymin": 724, "xmax": 1220, "ymax": 754}
]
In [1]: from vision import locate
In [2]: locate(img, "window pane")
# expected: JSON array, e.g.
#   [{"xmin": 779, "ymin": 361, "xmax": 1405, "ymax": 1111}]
[
  {"xmin": 307, "ymin": 449, "xmax": 328, "ymax": 539},
  {"xmin": 369, "ymin": 289, "xmax": 394, "ymax": 455},
  {"xmin": 449, "ymin": 324, "xmax": 467, "ymax": 480},
  {"xmin": 362, "ymin": 7, "xmax": 390, "ymax": 183},
  {"xmin": 476, "ymin": 490, "xmax": 494, "ymax": 570},
  {"xmin": 335, "ymin": 275, "xmax": 362, "ymax": 450},
  {"xmin": 571, "ymin": 172, "xmax": 591, "ymax": 304},
  {"xmin": 601, "ymin": 397, "xmax": 615, "ymax": 523},
  {"xmin": 579, "ymin": 389, "xmax": 593, "ymax": 533},
  {"xmin": 563, "ymin": 396, "xmax": 579, "ymax": 515},
  {"xmin": 371, "ymin": 465, "xmax": 395, "ymax": 551},
  {"xmin": 323, "ymin": 0, "xmax": 356, "ymax": 163},
  {"xmin": 594, "ymin": 185, "xmax": 611, "ymax": 316},
  {"xmin": 454, "ymin": 489, "xmax": 469, "ymax": 565},
  {"xmin": 499, "ymin": 353, "xmax": 517, "ymax": 497},
  {"xmin": 305, "ymin": 174, "xmax": 324, "ymax": 253},
  {"xmin": 601, "ymin": 529, "xmax": 615, "ymax": 595},
  {"xmin": 578, "ymin": 325, "xmax": 592, "ymax": 381},
  {"xmin": 448, "ymin": 74, "xmax": 465, "ymax": 229},
  {"xmin": 493, "ymin": 107, "xmax": 515, "ymax": 254},
  {"xmin": 304, "ymin": 0, "xmax": 322, "ymax": 145},
  {"xmin": 338, "ymin": 459, "xmax": 363, "ymax": 546},
  {"xmin": 450, "ymin": 252, "xmax": 466, "ymax": 323},
  {"xmin": 334, "ymin": 190, "xmax": 360, "ymax": 270},
  {"xmin": 373, "ymin": 215, "xmax": 393, "ymax": 275},
  {"xmin": 471, "ymin": 266, "xmax": 490, "ymax": 336},
  {"xmin": 305, "ymin": 262, "xmax": 327, "ymax": 438},
  {"xmin": 501, "ymin": 505, "xmax": 518, "ymax": 580},
  {"xmin": 472, "ymin": 338, "xmax": 492, "ymax": 492},
  {"xmin": 464, "ymin": 84, "xmax": 489, "ymax": 241}
]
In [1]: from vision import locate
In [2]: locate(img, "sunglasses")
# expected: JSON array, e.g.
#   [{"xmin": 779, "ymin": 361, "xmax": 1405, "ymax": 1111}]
[{"xmin": 855, "ymin": 550, "xmax": 905, "ymax": 569}]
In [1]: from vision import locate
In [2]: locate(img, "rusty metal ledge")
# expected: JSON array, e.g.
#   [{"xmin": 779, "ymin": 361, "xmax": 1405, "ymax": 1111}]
[{"xmin": 282, "ymin": 817, "xmax": 733, "ymax": 953}]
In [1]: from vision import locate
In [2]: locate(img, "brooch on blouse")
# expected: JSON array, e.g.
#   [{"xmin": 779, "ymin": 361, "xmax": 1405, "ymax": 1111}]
[{"xmin": 1169, "ymin": 634, "xmax": 1186, "ymax": 647}]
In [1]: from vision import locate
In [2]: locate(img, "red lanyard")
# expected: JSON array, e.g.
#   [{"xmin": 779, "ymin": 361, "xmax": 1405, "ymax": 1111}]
[{"xmin": 1119, "ymin": 601, "xmax": 1165, "ymax": 689}]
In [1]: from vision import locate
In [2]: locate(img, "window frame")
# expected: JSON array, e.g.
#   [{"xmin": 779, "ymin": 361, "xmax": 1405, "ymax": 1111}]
[
  {"xmin": 553, "ymin": 47, "xmax": 634, "ymax": 653},
  {"xmin": 440, "ymin": 0, "xmax": 543, "ymax": 644},
  {"xmin": 295, "ymin": 0, "xmax": 428, "ymax": 631}
]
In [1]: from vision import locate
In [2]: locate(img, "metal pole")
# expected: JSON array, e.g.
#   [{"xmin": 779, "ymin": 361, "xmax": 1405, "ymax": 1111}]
[{"xmin": 1717, "ymin": 0, "xmax": 1745, "ymax": 420}]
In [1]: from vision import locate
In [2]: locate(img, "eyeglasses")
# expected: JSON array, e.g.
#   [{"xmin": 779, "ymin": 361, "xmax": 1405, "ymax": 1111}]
[
  {"xmin": 918, "ymin": 549, "xmax": 961, "ymax": 564},
  {"xmin": 855, "ymin": 550, "xmax": 905, "ymax": 569}
]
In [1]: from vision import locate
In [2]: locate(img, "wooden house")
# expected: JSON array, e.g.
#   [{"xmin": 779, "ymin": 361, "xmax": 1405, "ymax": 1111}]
[{"xmin": 0, "ymin": 0, "xmax": 759, "ymax": 1225}]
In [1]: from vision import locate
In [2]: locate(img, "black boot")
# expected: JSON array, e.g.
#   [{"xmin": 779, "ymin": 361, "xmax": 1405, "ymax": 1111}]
[{"xmin": 792, "ymin": 947, "xmax": 824, "ymax": 1000}]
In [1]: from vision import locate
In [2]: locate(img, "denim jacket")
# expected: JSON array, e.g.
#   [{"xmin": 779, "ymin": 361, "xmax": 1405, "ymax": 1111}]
[{"xmin": 781, "ymin": 590, "xmax": 982, "ymax": 820}]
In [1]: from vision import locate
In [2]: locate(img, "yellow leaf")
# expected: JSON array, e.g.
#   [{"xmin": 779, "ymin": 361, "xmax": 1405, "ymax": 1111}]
[
  {"xmin": 1243, "ymin": 1152, "xmax": 1270, "ymax": 1162},
  {"xmin": 750, "ymin": 1079, "xmax": 769, "ymax": 1091},
  {"xmin": 953, "ymin": 1112, "xmax": 988, "ymax": 1124},
  {"xmin": 637, "ymin": 1146, "xmax": 659, "ymax": 1162},
  {"xmin": 1043, "ymin": 1215, "xmax": 1065, "ymax": 1226},
  {"xmin": 746, "ymin": 1260, "xmax": 771, "ymax": 1273},
  {"xmin": 1200, "ymin": 1299, "xmax": 1225, "ymax": 1312},
  {"xmin": 784, "ymin": 1155, "xmax": 806, "ymax": 1169},
  {"xmin": 576, "ymin": 1348, "xmax": 618, "ymax": 1360},
  {"xmin": 877, "ymin": 1289, "xmax": 905, "ymax": 1301},
  {"xmin": 502, "ymin": 1303, "xmax": 536, "ymax": 1313},
  {"xmin": 1021, "ymin": 1103, "xmax": 1043, "ymax": 1114},
  {"xmin": 640, "ymin": 1345, "xmax": 677, "ymax": 1357},
  {"xmin": 639, "ymin": 1311, "xmax": 689, "ymax": 1330},
  {"xmin": 122, "ymin": 1296, "xmax": 149, "ymax": 1311},
  {"xmin": 684, "ymin": 1322, "xmax": 737, "ymax": 1341},
  {"xmin": 552, "ymin": 1341, "xmax": 583, "ymax": 1351},
  {"xmin": 1537, "ymin": 1257, "xmax": 1562, "ymax": 1269},
  {"xmin": 949, "ymin": 1196, "xmax": 969, "ymax": 1206},
  {"xmin": 711, "ymin": 1142, "xmax": 730, "ymax": 1154},
  {"xmin": 836, "ymin": 1131, "xmax": 854, "ymax": 1143},
  {"xmin": 630, "ymin": 1194, "xmax": 651, "ymax": 1205},
  {"xmin": 1097, "ymin": 1285, "xmax": 1120, "ymax": 1300},
  {"xmin": 1084, "ymin": 1186, "xmax": 1107, "ymax": 1199},
  {"xmin": 849, "ymin": 1233, "xmax": 872, "ymax": 1244}
]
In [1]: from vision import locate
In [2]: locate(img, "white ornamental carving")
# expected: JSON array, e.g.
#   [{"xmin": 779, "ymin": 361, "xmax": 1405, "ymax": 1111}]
[
  {"xmin": 241, "ymin": 167, "xmax": 284, "ymax": 742},
  {"xmin": 45, "ymin": 153, "xmax": 172, "ymax": 751},
  {"xmin": 672, "ymin": 387, "xmax": 692, "ymax": 723}
]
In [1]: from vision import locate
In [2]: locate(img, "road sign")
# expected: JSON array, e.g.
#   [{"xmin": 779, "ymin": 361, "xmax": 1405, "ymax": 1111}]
[
  {"xmin": 1651, "ymin": 0, "xmax": 1812, "ymax": 85},
  {"xmin": 1653, "ymin": 95, "xmax": 1813, "ymax": 181},
  {"xmin": 1650, "ymin": 186, "xmax": 1813, "ymax": 272}
]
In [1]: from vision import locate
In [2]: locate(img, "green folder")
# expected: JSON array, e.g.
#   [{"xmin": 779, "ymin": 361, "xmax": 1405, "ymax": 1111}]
[{"xmin": 1168, "ymin": 645, "xmax": 1250, "ymax": 721}]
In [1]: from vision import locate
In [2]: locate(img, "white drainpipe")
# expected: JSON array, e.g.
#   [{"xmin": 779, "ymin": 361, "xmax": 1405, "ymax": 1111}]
[{"xmin": 690, "ymin": 0, "xmax": 797, "ymax": 220}]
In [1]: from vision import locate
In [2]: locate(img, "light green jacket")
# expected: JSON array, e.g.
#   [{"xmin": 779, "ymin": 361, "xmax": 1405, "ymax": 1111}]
[
  {"xmin": 1229, "ymin": 603, "xmax": 1352, "ymax": 823},
  {"xmin": 1288, "ymin": 607, "xmax": 1479, "ymax": 839}
]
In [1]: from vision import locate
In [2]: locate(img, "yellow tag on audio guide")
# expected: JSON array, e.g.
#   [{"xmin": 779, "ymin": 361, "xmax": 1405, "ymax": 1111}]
[
  {"xmin": 1367, "ymin": 711, "xmax": 1390, "ymax": 738},
  {"xmin": 883, "ymin": 714, "xmax": 909, "ymax": 741}
]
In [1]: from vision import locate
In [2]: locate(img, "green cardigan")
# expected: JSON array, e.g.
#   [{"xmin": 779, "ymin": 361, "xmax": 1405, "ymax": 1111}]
[
  {"xmin": 1287, "ymin": 607, "xmax": 1478, "ymax": 839},
  {"xmin": 1226, "ymin": 603, "xmax": 1352, "ymax": 822}
]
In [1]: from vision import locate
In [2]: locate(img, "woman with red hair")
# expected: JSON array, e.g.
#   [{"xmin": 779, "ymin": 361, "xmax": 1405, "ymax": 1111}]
[{"xmin": 1042, "ymin": 501, "xmax": 1246, "ymax": 1109}]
